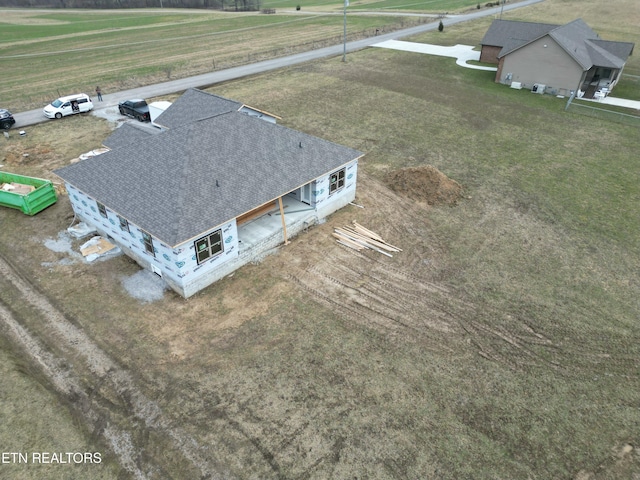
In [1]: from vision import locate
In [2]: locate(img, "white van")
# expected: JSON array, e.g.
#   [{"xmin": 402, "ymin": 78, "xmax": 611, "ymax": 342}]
[{"xmin": 43, "ymin": 93, "xmax": 94, "ymax": 119}]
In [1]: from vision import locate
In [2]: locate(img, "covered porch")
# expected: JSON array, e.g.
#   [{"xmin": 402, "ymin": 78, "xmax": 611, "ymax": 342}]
[
  {"xmin": 237, "ymin": 193, "xmax": 317, "ymax": 253},
  {"xmin": 580, "ymin": 66, "xmax": 620, "ymax": 99}
]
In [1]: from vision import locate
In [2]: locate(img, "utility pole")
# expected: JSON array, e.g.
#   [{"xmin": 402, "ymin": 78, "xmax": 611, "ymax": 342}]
[{"xmin": 342, "ymin": 0, "xmax": 348, "ymax": 62}]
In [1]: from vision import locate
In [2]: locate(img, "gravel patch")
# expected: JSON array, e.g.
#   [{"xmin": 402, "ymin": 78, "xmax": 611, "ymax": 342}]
[
  {"xmin": 121, "ymin": 270, "xmax": 168, "ymax": 303},
  {"xmin": 43, "ymin": 231, "xmax": 76, "ymax": 254},
  {"xmin": 43, "ymin": 230, "xmax": 166, "ymax": 302}
]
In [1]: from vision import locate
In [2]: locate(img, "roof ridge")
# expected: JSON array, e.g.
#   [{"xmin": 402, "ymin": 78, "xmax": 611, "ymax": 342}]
[
  {"xmin": 172, "ymin": 124, "xmax": 199, "ymax": 243},
  {"xmin": 584, "ymin": 39, "xmax": 627, "ymax": 69},
  {"xmin": 547, "ymin": 19, "xmax": 598, "ymax": 69}
]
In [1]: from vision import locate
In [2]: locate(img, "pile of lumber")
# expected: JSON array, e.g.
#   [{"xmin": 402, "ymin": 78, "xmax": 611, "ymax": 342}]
[
  {"xmin": 333, "ymin": 221, "xmax": 401, "ymax": 257},
  {"xmin": 80, "ymin": 236, "xmax": 117, "ymax": 257}
]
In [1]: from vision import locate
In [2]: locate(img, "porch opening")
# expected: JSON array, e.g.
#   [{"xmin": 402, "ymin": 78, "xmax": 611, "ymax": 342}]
[{"xmin": 236, "ymin": 195, "xmax": 316, "ymax": 252}]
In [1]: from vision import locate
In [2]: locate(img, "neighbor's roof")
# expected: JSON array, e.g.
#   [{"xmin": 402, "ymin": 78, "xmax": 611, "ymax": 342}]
[
  {"xmin": 481, "ymin": 19, "xmax": 557, "ymax": 49},
  {"xmin": 483, "ymin": 18, "xmax": 634, "ymax": 70},
  {"xmin": 584, "ymin": 39, "xmax": 635, "ymax": 69},
  {"xmin": 55, "ymin": 105, "xmax": 363, "ymax": 248}
]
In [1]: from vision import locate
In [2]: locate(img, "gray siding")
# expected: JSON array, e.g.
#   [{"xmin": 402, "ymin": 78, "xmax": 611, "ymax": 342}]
[{"xmin": 501, "ymin": 35, "xmax": 584, "ymax": 94}]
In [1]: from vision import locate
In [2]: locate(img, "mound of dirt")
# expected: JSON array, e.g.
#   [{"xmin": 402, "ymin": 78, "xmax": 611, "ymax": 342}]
[{"xmin": 385, "ymin": 165, "xmax": 463, "ymax": 206}]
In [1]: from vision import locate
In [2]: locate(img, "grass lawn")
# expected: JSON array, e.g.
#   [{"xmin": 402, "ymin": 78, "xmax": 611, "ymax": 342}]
[
  {"xmin": 0, "ymin": 8, "xmax": 427, "ymax": 111},
  {"xmin": 1, "ymin": 0, "xmax": 639, "ymax": 478},
  {"xmin": 347, "ymin": 0, "xmax": 479, "ymax": 12},
  {"xmin": 211, "ymin": 44, "xmax": 640, "ymax": 478}
]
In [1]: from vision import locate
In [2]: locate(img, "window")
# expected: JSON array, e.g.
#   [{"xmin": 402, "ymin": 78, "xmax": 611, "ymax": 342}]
[
  {"xmin": 329, "ymin": 168, "xmax": 346, "ymax": 195},
  {"xmin": 142, "ymin": 231, "xmax": 155, "ymax": 256},
  {"xmin": 97, "ymin": 202, "xmax": 107, "ymax": 218},
  {"xmin": 195, "ymin": 230, "xmax": 223, "ymax": 264},
  {"xmin": 118, "ymin": 216, "xmax": 130, "ymax": 233}
]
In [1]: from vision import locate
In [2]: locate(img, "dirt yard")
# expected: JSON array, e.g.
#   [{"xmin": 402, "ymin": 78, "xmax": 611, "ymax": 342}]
[
  {"xmin": 0, "ymin": 160, "xmax": 472, "ymax": 478},
  {"xmin": 2, "ymin": 30, "xmax": 639, "ymax": 477},
  {"xmin": 4, "ymin": 159, "xmax": 636, "ymax": 478}
]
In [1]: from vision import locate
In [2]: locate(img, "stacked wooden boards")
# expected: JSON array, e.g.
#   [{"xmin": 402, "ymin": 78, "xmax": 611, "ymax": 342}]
[{"xmin": 333, "ymin": 222, "xmax": 401, "ymax": 257}]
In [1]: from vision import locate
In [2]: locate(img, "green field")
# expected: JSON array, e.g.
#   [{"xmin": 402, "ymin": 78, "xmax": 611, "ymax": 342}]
[
  {"xmin": 348, "ymin": 0, "xmax": 480, "ymax": 12},
  {"xmin": 1, "ymin": 0, "xmax": 639, "ymax": 478},
  {"xmin": 2, "ymin": 0, "xmax": 639, "ymax": 112},
  {"xmin": 259, "ymin": 0, "xmax": 481, "ymax": 11},
  {"xmin": 0, "ymin": 8, "xmax": 432, "ymax": 111}
]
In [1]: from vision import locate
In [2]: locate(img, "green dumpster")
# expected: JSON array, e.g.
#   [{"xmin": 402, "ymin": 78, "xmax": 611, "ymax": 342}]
[{"xmin": 0, "ymin": 171, "xmax": 58, "ymax": 215}]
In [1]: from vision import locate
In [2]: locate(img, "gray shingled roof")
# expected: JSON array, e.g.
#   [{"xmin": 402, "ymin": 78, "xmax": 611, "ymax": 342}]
[
  {"xmin": 102, "ymin": 122, "xmax": 160, "ymax": 150},
  {"xmin": 56, "ymin": 108, "xmax": 363, "ymax": 247},
  {"xmin": 154, "ymin": 89, "xmax": 243, "ymax": 129},
  {"xmin": 586, "ymin": 39, "xmax": 635, "ymax": 69},
  {"xmin": 482, "ymin": 18, "xmax": 634, "ymax": 70},
  {"xmin": 548, "ymin": 19, "xmax": 599, "ymax": 69},
  {"xmin": 480, "ymin": 19, "xmax": 557, "ymax": 49},
  {"xmin": 590, "ymin": 39, "xmax": 635, "ymax": 61}
]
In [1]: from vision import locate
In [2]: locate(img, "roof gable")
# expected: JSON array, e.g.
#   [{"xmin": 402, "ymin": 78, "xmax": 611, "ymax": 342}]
[
  {"xmin": 102, "ymin": 122, "xmax": 160, "ymax": 150},
  {"xmin": 55, "ymin": 94, "xmax": 363, "ymax": 247},
  {"xmin": 481, "ymin": 19, "xmax": 557, "ymax": 50},
  {"xmin": 586, "ymin": 39, "xmax": 635, "ymax": 69},
  {"xmin": 548, "ymin": 18, "xmax": 599, "ymax": 69},
  {"xmin": 154, "ymin": 88, "xmax": 242, "ymax": 129}
]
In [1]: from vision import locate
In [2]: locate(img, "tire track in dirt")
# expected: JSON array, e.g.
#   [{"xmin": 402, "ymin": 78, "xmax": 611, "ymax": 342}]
[
  {"xmin": 284, "ymin": 242, "xmax": 467, "ymax": 352},
  {"xmin": 0, "ymin": 252, "xmax": 228, "ymax": 480},
  {"xmin": 284, "ymin": 230, "xmax": 573, "ymax": 373},
  {"xmin": 0, "ymin": 301, "xmax": 148, "ymax": 480},
  {"xmin": 458, "ymin": 318, "xmax": 563, "ymax": 372},
  {"xmin": 287, "ymin": 253, "xmax": 570, "ymax": 372},
  {"xmin": 284, "ymin": 172, "xmax": 578, "ymax": 372}
]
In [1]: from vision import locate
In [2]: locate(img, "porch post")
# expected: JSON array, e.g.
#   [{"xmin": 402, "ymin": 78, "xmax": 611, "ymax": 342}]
[{"xmin": 278, "ymin": 197, "xmax": 289, "ymax": 245}]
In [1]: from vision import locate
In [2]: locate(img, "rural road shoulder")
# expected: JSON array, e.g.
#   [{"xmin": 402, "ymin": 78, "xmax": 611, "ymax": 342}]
[{"xmin": 12, "ymin": 0, "xmax": 543, "ymax": 129}]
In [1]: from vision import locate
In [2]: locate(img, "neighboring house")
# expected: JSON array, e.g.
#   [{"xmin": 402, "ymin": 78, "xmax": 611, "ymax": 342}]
[
  {"xmin": 480, "ymin": 19, "xmax": 634, "ymax": 98},
  {"xmin": 55, "ymin": 89, "xmax": 363, "ymax": 298}
]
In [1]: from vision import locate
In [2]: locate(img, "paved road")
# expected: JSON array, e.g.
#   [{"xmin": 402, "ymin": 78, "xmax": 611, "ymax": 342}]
[{"xmin": 13, "ymin": 0, "xmax": 544, "ymax": 128}]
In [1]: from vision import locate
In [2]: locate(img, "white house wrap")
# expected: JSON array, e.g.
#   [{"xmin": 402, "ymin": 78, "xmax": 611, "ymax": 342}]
[{"xmin": 56, "ymin": 89, "xmax": 363, "ymax": 298}]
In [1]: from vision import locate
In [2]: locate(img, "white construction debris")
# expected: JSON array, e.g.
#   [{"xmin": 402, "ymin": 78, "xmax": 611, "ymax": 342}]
[
  {"xmin": 79, "ymin": 236, "xmax": 121, "ymax": 262},
  {"xmin": 67, "ymin": 222, "xmax": 97, "ymax": 239}
]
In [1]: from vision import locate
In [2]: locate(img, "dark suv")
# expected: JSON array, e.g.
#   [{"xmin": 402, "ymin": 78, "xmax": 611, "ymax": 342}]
[
  {"xmin": 0, "ymin": 109, "xmax": 16, "ymax": 130},
  {"xmin": 118, "ymin": 99, "xmax": 150, "ymax": 122}
]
